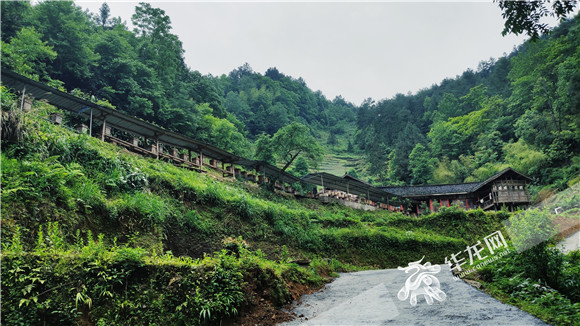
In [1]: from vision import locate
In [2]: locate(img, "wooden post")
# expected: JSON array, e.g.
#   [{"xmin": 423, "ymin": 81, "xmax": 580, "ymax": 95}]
[
  {"xmin": 101, "ymin": 118, "xmax": 107, "ymax": 141},
  {"xmin": 429, "ymin": 199, "xmax": 433, "ymax": 211},
  {"xmin": 19, "ymin": 86, "xmax": 26, "ymax": 111},
  {"xmin": 261, "ymin": 166, "xmax": 266, "ymax": 185},
  {"xmin": 89, "ymin": 109, "xmax": 93, "ymax": 137},
  {"xmin": 156, "ymin": 139, "xmax": 160, "ymax": 159}
]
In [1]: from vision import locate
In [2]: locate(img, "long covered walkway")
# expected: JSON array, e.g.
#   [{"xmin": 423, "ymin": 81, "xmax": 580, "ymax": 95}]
[
  {"xmin": 2, "ymin": 69, "xmax": 302, "ymax": 190},
  {"xmin": 2, "ymin": 69, "xmax": 403, "ymax": 210}
]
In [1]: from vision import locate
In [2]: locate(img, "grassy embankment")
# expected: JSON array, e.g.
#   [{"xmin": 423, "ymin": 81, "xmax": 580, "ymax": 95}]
[
  {"xmin": 1, "ymin": 91, "xmax": 514, "ymax": 325},
  {"xmin": 461, "ymin": 187, "xmax": 580, "ymax": 326}
]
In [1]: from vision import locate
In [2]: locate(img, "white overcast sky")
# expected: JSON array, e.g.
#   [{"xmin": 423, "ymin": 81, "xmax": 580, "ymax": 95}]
[{"xmin": 76, "ymin": 1, "xmax": 567, "ymax": 105}]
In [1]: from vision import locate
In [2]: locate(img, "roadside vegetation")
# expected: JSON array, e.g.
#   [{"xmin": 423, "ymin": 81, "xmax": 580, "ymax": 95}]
[{"xmin": 463, "ymin": 189, "xmax": 580, "ymax": 326}]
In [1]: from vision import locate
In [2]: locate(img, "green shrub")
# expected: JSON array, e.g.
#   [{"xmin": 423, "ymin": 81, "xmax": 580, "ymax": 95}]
[
  {"xmin": 115, "ymin": 192, "xmax": 173, "ymax": 229},
  {"xmin": 200, "ymin": 183, "xmax": 225, "ymax": 206}
]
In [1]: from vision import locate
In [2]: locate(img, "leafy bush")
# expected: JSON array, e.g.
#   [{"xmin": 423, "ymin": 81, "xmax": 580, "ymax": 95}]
[
  {"xmin": 115, "ymin": 192, "xmax": 173, "ymax": 228},
  {"xmin": 0, "ymin": 226, "xmax": 313, "ymax": 325}
]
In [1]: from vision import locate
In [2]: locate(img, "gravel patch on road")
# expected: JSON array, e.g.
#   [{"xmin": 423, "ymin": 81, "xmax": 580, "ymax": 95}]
[{"xmin": 282, "ymin": 265, "xmax": 546, "ymax": 325}]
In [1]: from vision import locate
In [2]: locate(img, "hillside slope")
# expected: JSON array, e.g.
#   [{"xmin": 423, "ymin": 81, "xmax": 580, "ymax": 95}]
[
  {"xmin": 356, "ymin": 14, "xmax": 580, "ymax": 191},
  {"xmin": 0, "ymin": 90, "xmax": 509, "ymax": 325}
]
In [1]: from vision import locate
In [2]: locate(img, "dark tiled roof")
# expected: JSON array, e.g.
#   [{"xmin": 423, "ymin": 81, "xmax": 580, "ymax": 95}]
[
  {"xmin": 471, "ymin": 167, "xmax": 532, "ymax": 192},
  {"xmin": 379, "ymin": 167, "xmax": 532, "ymax": 198},
  {"xmin": 342, "ymin": 173, "xmax": 373, "ymax": 186},
  {"xmin": 379, "ymin": 182, "xmax": 480, "ymax": 197}
]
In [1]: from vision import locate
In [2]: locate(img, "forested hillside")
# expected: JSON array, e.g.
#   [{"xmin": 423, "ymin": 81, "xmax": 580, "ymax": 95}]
[
  {"xmin": 2, "ymin": 1, "xmax": 578, "ymax": 194},
  {"xmin": 356, "ymin": 14, "xmax": 579, "ymax": 195},
  {"xmin": 1, "ymin": 1, "xmax": 357, "ymax": 167}
]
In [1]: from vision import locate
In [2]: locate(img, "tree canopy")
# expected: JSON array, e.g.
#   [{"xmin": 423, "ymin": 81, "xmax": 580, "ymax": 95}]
[
  {"xmin": 498, "ymin": 0, "xmax": 578, "ymax": 40},
  {"xmin": 256, "ymin": 122, "xmax": 323, "ymax": 171}
]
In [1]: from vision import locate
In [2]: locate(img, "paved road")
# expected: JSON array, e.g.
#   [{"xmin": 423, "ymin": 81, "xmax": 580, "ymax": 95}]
[
  {"xmin": 558, "ymin": 230, "xmax": 580, "ymax": 254},
  {"xmin": 282, "ymin": 265, "xmax": 546, "ymax": 326}
]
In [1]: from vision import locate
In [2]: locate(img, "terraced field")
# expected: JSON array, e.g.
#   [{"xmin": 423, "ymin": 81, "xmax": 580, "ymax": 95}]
[{"xmin": 318, "ymin": 153, "xmax": 365, "ymax": 177}]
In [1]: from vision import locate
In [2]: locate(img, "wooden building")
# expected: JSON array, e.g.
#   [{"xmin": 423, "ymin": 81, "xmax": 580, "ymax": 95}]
[{"xmin": 379, "ymin": 168, "xmax": 532, "ymax": 214}]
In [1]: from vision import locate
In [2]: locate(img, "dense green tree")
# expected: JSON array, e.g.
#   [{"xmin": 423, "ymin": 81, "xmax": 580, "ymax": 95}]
[
  {"xmin": 271, "ymin": 123, "xmax": 323, "ymax": 172},
  {"xmin": 89, "ymin": 24, "xmax": 159, "ymax": 119},
  {"xmin": 498, "ymin": 0, "xmax": 577, "ymax": 40},
  {"xmin": 514, "ymin": 109, "xmax": 555, "ymax": 149},
  {"xmin": 408, "ymin": 143, "xmax": 436, "ymax": 185},
  {"xmin": 197, "ymin": 104, "xmax": 248, "ymax": 156},
  {"xmin": 216, "ymin": 64, "xmax": 357, "ymax": 139},
  {"xmin": 1, "ymin": 1, "xmax": 32, "ymax": 42},
  {"xmin": 1, "ymin": 27, "xmax": 57, "ymax": 80},
  {"xmin": 132, "ymin": 3, "xmax": 184, "ymax": 91},
  {"xmin": 30, "ymin": 1, "xmax": 99, "ymax": 88},
  {"xmin": 291, "ymin": 156, "xmax": 310, "ymax": 177},
  {"xmin": 96, "ymin": 3, "xmax": 111, "ymax": 28},
  {"xmin": 254, "ymin": 133, "xmax": 276, "ymax": 164},
  {"xmin": 474, "ymin": 131, "xmax": 505, "ymax": 166},
  {"xmin": 432, "ymin": 93, "xmax": 460, "ymax": 123},
  {"xmin": 504, "ymin": 139, "xmax": 548, "ymax": 177},
  {"xmin": 224, "ymin": 92, "xmax": 253, "ymax": 126},
  {"xmin": 327, "ymin": 131, "xmax": 338, "ymax": 147},
  {"xmin": 432, "ymin": 158, "xmax": 454, "ymax": 184}
]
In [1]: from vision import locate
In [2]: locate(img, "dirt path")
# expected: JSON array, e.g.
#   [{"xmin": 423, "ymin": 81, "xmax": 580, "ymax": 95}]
[{"xmin": 282, "ymin": 265, "xmax": 546, "ymax": 325}]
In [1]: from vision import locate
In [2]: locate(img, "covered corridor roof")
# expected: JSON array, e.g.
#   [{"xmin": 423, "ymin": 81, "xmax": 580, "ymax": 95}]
[
  {"xmin": 1, "ymin": 69, "xmax": 300, "ymax": 184},
  {"xmin": 378, "ymin": 168, "xmax": 532, "ymax": 198},
  {"xmin": 301, "ymin": 172, "xmax": 396, "ymax": 203},
  {"xmin": 2, "ymin": 70, "xmax": 242, "ymax": 163}
]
